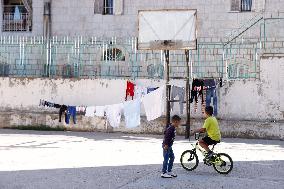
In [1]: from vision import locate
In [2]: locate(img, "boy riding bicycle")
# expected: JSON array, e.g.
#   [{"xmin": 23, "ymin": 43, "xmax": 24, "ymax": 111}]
[{"xmin": 193, "ymin": 106, "xmax": 221, "ymax": 159}]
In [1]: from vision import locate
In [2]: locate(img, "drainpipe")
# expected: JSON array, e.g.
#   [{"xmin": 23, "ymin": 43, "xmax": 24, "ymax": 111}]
[
  {"xmin": 43, "ymin": 0, "xmax": 51, "ymax": 39},
  {"xmin": 43, "ymin": 0, "xmax": 51, "ymax": 76}
]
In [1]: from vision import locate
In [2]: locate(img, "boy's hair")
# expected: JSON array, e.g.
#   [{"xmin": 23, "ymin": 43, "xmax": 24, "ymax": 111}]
[
  {"xmin": 172, "ymin": 115, "xmax": 181, "ymax": 121},
  {"xmin": 205, "ymin": 106, "xmax": 214, "ymax": 116}
]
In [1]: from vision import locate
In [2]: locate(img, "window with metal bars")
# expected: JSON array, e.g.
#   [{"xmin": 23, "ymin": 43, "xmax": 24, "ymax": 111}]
[
  {"xmin": 241, "ymin": 0, "xmax": 252, "ymax": 11},
  {"xmin": 2, "ymin": 0, "xmax": 32, "ymax": 32},
  {"xmin": 102, "ymin": 48, "xmax": 125, "ymax": 61},
  {"xmin": 231, "ymin": 0, "xmax": 252, "ymax": 12},
  {"xmin": 103, "ymin": 0, "xmax": 113, "ymax": 15}
]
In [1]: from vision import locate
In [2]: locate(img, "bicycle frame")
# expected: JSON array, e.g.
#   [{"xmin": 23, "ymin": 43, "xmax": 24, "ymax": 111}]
[{"xmin": 191, "ymin": 142, "xmax": 207, "ymax": 157}]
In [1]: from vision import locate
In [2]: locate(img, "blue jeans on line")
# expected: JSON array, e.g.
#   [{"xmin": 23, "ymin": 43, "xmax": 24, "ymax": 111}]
[
  {"xmin": 66, "ymin": 106, "xmax": 77, "ymax": 124},
  {"xmin": 162, "ymin": 146, "xmax": 175, "ymax": 173},
  {"xmin": 206, "ymin": 88, "xmax": 218, "ymax": 116}
]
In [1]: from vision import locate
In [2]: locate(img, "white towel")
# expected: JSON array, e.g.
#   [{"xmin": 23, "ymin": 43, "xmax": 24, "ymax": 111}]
[
  {"xmin": 142, "ymin": 86, "xmax": 165, "ymax": 121},
  {"xmin": 95, "ymin": 106, "xmax": 106, "ymax": 117},
  {"xmin": 85, "ymin": 106, "xmax": 96, "ymax": 117},
  {"xmin": 105, "ymin": 103, "xmax": 123, "ymax": 128},
  {"xmin": 123, "ymin": 99, "xmax": 141, "ymax": 128}
]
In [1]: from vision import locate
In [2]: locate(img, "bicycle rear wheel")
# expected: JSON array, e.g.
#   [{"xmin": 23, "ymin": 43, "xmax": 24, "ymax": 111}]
[
  {"xmin": 180, "ymin": 150, "xmax": 199, "ymax": 171},
  {"xmin": 213, "ymin": 153, "xmax": 233, "ymax": 174}
]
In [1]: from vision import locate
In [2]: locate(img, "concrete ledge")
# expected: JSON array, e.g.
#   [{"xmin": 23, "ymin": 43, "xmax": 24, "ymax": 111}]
[{"xmin": 0, "ymin": 111, "xmax": 283, "ymax": 140}]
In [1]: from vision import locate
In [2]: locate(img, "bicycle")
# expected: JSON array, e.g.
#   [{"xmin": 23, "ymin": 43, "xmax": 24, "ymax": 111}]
[{"xmin": 180, "ymin": 133, "xmax": 233, "ymax": 174}]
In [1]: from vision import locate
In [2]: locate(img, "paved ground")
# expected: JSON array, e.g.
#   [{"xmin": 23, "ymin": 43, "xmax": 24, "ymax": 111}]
[{"xmin": 0, "ymin": 129, "xmax": 283, "ymax": 189}]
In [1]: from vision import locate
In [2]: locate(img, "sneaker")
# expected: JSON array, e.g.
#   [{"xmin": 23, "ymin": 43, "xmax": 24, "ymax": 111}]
[
  {"xmin": 161, "ymin": 173, "xmax": 173, "ymax": 178},
  {"xmin": 167, "ymin": 172, "xmax": 177, "ymax": 177}
]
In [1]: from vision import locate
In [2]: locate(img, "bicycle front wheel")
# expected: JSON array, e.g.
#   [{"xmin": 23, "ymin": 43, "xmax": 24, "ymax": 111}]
[
  {"xmin": 213, "ymin": 153, "xmax": 233, "ymax": 174},
  {"xmin": 180, "ymin": 150, "xmax": 199, "ymax": 171}
]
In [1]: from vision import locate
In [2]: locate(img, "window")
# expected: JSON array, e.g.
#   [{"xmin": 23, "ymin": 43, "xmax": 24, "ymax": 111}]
[
  {"xmin": 2, "ymin": 0, "xmax": 32, "ymax": 32},
  {"xmin": 102, "ymin": 48, "xmax": 125, "ymax": 61},
  {"xmin": 231, "ymin": 0, "xmax": 241, "ymax": 11},
  {"xmin": 231, "ymin": 0, "xmax": 252, "ymax": 12},
  {"xmin": 241, "ymin": 0, "xmax": 252, "ymax": 11},
  {"xmin": 104, "ymin": 0, "xmax": 113, "ymax": 15},
  {"xmin": 94, "ymin": 0, "xmax": 123, "ymax": 15}
]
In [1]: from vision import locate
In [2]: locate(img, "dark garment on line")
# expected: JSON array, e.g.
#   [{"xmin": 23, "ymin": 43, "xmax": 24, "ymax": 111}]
[
  {"xmin": 163, "ymin": 125, "xmax": 176, "ymax": 147},
  {"xmin": 39, "ymin": 99, "xmax": 45, "ymax": 106},
  {"xmin": 66, "ymin": 106, "xmax": 76, "ymax": 124},
  {"xmin": 44, "ymin": 101, "xmax": 55, "ymax": 108},
  {"xmin": 59, "ymin": 105, "xmax": 68, "ymax": 123},
  {"xmin": 190, "ymin": 79, "xmax": 204, "ymax": 103},
  {"xmin": 54, "ymin": 104, "xmax": 61, "ymax": 109},
  {"xmin": 147, "ymin": 87, "xmax": 159, "ymax": 94},
  {"xmin": 204, "ymin": 79, "xmax": 216, "ymax": 89}
]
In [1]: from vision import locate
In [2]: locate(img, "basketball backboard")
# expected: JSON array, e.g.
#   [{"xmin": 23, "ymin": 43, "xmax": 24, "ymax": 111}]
[{"xmin": 137, "ymin": 9, "xmax": 197, "ymax": 50}]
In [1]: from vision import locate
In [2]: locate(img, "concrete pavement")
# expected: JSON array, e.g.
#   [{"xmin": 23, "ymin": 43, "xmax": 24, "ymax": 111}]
[{"xmin": 0, "ymin": 129, "xmax": 283, "ymax": 189}]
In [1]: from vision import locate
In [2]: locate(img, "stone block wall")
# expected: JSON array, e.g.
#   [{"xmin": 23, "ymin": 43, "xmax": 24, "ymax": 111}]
[{"xmin": 2, "ymin": 0, "xmax": 283, "ymax": 38}]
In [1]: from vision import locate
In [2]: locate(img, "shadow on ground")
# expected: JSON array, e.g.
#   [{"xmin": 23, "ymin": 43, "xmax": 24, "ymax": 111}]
[{"xmin": 0, "ymin": 160, "xmax": 283, "ymax": 189}]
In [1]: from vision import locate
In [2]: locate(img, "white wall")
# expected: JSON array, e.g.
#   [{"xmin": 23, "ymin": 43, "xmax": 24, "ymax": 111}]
[
  {"xmin": 0, "ymin": 57, "xmax": 283, "ymax": 121},
  {"xmin": 218, "ymin": 56, "xmax": 284, "ymax": 121}
]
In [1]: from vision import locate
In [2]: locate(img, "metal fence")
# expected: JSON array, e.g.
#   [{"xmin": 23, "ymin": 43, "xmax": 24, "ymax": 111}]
[{"xmin": 0, "ymin": 35, "xmax": 263, "ymax": 80}]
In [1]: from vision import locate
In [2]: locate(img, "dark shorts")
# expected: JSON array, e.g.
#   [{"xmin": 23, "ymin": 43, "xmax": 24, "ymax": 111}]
[{"xmin": 202, "ymin": 136, "xmax": 220, "ymax": 145}]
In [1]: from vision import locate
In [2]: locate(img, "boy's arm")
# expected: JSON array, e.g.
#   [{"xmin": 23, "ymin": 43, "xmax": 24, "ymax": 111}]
[
  {"xmin": 193, "ymin": 119, "xmax": 208, "ymax": 134},
  {"xmin": 194, "ymin": 128, "xmax": 206, "ymax": 133}
]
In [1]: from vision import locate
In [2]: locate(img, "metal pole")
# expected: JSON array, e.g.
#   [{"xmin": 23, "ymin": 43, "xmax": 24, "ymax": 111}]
[
  {"xmin": 185, "ymin": 49, "xmax": 190, "ymax": 139},
  {"xmin": 164, "ymin": 50, "xmax": 171, "ymax": 125}
]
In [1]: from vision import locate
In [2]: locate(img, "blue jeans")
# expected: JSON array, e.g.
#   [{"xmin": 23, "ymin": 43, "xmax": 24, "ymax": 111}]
[
  {"xmin": 206, "ymin": 88, "xmax": 218, "ymax": 116},
  {"xmin": 162, "ymin": 146, "xmax": 175, "ymax": 173},
  {"xmin": 66, "ymin": 106, "xmax": 77, "ymax": 124}
]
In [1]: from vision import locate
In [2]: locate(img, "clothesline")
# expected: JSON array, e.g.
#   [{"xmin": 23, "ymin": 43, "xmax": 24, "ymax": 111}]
[
  {"xmin": 38, "ymin": 79, "xmax": 220, "ymax": 128},
  {"xmin": 39, "ymin": 82, "xmax": 165, "ymax": 129}
]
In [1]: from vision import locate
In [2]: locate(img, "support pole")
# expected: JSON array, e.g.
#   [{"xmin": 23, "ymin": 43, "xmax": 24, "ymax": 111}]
[
  {"xmin": 185, "ymin": 49, "xmax": 191, "ymax": 139},
  {"xmin": 164, "ymin": 50, "xmax": 171, "ymax": 126}
]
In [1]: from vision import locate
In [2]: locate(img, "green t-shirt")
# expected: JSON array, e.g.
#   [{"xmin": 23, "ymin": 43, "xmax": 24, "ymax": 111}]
[{"xmin": 203, "ymin": 116, "xmax": 221, "ymax": 141}]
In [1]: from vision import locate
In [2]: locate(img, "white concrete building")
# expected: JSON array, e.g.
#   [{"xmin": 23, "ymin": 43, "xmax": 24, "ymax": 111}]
[
  {"xmin": 0, "ymin": 0, "xmax": 283, "ymax": 139},
  {"xmin": 0, "ymin": 0, "xmax": 282, "ymax": 37}
]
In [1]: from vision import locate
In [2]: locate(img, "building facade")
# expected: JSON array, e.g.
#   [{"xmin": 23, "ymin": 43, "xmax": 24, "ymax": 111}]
[
  {"xmin": 0, "ymin": 0, "xmax": 282, "ymax": 38},
  {"xmin": 0, "ymin": 0, "xmax": 283, "ymax": 139}
]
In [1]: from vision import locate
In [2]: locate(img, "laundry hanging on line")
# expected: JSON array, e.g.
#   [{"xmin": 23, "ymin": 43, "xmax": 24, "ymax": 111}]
[
  {"xmin": 123, "ymin": 98, "xmax": 141, "ymax": 128},
  {"xmin": 105, "ymin": 103, "xmax": 124, "ymax": 128},
  {"xmin": 170, "ymin": 85, "xmax": 185, "ymax": 114},
  {"xmin": 134, "ymin": 85, "xmax": 147, "ymax": 99},
  {"xmin": 147, "ymin": 87, "xmax": 159, "ymax": 94},
  {"xmin": 142, "ymin": 86, "xmax": 165, "ymax": 121},
  {"xmin": 95, "ymin": 106, "xmax": 106, "ymax": 117},
  {"xmin": 85, "ymin": 106, "xmax": 96, "ymax": 117},
  {"xmin": 190, "ymin": 79, "xmax": 205, "ymax": 113},
  {"xmin": 125, "ymin": 80, "xmax": 135, "ymax": 101},
  {"xmin": 39, "ymin": 82, "xmax": 166, "ymax": 128},
  {"xmin": 39, "ymin": 99, "xmax": 77, "ymax": 125},
  {"xmin": 204, "ymin": 79, "xmax": 218, "ymax": 116},
  {"xmin": 66, "ymin": 106, "xmax": 76, "ymax": 124}
]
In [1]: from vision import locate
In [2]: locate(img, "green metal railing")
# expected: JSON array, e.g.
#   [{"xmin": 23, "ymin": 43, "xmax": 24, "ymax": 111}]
[{"xmin": 2, "ymin": 14, "xmax": 284, "ymax": 80}]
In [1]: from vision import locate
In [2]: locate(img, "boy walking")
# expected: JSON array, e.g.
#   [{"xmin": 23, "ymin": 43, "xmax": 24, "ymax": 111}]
[{"xmin": 161, "ymin": 115, "xmax": 181, "ymax": 178}]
